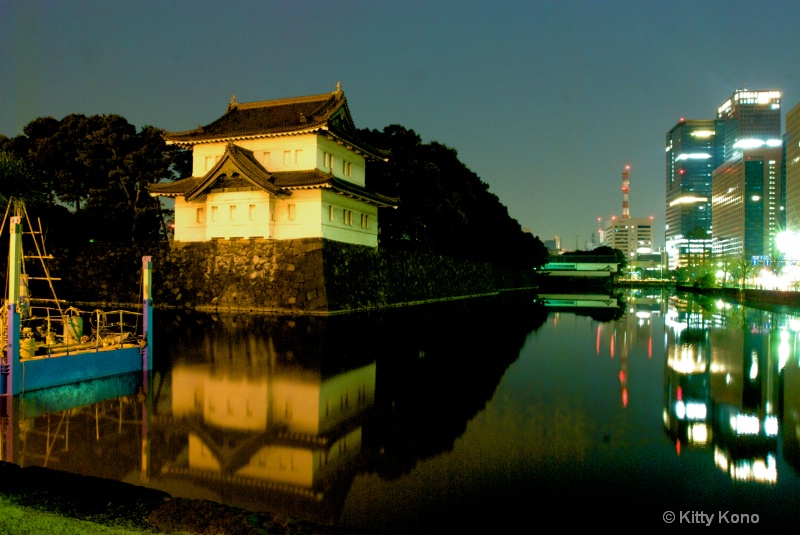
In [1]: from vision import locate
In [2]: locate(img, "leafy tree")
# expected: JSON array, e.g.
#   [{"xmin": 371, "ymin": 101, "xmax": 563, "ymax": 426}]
[
  {"xmin": 6, "ymin": 114, "xmax": 189, "ymax": 244},
  {"xmin": 730, "ymin": 256, "xmax": 755, "ymax": 288},
  {"xmin": 563, "ymin": 245, "xmax": 627, "ymax": 274},
  {"xmin": 360, "ymin": 124, "xmax": 548, "ymax": 270},
  {"xmin": 0, "ymin": 150, "xmax": 45, "ymax": 212}
]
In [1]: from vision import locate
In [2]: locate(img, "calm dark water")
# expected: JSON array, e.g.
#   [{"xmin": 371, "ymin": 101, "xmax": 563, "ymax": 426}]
[{"xmin": 4, "ymin": 289, "xmax": 800, "ymax": 531}]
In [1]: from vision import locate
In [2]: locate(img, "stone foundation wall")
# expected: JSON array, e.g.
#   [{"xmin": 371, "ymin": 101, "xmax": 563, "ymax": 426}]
[{"xmin": 41, "ymin": 239, "xmax": 533, "ymax": 314}]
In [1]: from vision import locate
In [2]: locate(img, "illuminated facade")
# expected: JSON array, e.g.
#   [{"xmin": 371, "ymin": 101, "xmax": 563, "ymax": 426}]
[
  {"xmin": 786, "ymin": 102, "xmax": 800, "ymax": 236},
  {"xmin": 604, "ymin": 216, "xmax": 654, "ymax": 261},
  {"xmin": 711, "ymin": 90, "xmax": 783, "ymax": 264},
  {"xmin": 716, "ymin": 90, "xmax": 782, "ymax": 163},
  {"xmin": 665, "ymin": 119, "xmax": 717, "ymax": 269},
  {"xmin": 149, "ymin": 84, "xmax": 397, "ymax": 247},
  {"xmin": 711, "ymin": 148, "xmax": 783, "ymax": 260}
]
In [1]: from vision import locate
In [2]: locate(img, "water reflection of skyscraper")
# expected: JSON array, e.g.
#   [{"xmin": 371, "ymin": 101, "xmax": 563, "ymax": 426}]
[{"xmin": 661, "ymin": 295, "xmax": 797, "ymax": 484}]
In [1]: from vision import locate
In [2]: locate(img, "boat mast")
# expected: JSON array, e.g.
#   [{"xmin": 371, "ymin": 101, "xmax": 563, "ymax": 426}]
[{"xmin": 7, "ymin": 216, "xmax": 21, "ymax": 306}]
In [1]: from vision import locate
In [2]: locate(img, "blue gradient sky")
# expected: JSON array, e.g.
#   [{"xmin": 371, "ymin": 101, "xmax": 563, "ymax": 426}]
[{"xmin": 2, "ymin": 0, "xmax": 799, "ymax": 250}]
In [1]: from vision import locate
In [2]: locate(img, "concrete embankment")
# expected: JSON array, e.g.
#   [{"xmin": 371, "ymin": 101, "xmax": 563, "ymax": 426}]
[{"xmin": 676, "ymin": 284, "xmax": 800, "ymax": 312}]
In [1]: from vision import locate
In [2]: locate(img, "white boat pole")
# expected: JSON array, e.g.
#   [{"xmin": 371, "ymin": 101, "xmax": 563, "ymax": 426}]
[
  {"xmin": 7, "ymin": 216, "xmax": 21, "ymax": 305},
  {"xmin": 142, "ymin": 256, "xmax": 153, "ymax": 373},
  {"xmin": 5, "ymin": 216, "xmax": 22, "ymax": 395}
]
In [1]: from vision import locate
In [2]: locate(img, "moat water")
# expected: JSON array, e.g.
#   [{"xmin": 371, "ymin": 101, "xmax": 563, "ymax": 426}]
[{"xmin": 5, "ymin": 288, "xmax": 800, "ymax": 531}]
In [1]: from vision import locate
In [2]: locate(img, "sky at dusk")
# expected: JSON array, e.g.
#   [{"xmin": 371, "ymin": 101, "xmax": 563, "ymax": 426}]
[{"xmin": 2, "ymin": 0, "xmax": 800, "ymax": 250}]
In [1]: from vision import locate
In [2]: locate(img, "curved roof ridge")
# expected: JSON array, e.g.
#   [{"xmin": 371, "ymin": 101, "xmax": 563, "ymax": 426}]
[
  {"xmin": 184, "ymin": 143, "xmax": 288, "ymax": 201},
  {"xmin": 235, "ymin": 92, "xmax": 335, "ymax": 110}
]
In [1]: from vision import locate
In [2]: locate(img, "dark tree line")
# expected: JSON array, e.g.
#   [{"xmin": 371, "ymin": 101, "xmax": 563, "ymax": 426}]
[
  {"xmin": 0, "ymin": 114, "xmax": 189, "ymax": 245},
  {"xmin": 360, "ymin": 125, "xmax": 549, "ymax": 270},
  {"xmin": 2, "ymin": 115, "xmax": 547, "ymax": 271}
]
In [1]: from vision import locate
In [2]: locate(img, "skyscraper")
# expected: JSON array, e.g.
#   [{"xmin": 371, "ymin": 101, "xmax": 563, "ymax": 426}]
[
  {"xmin": 711, "ymin": 89, "xmax": 783, "ymax": 263},
  {"xmin": 785, "ymin": 101, "xmax": 800, "ymax": 235},
  {"xmin": 712, "ymin": 147, "xmax": 783, "ymax": 261},
  {"xmin": 716, "ymin": 90, "xmax": 782, "ymax": 163},
  {"xmin": 665, "ymin": 119, "xmax": 717, "ymax": 269}
]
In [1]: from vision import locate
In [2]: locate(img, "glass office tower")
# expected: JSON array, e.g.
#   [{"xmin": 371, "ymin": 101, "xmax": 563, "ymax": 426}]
[
  {"xmin": 711, "ymin": 89, "xmax": 783, "ymax": 264},
  {"xmin": 665, "ymin": 119, "xmax": 717, "ymax": 269},
  {"xmin": 785, "ymin": 102, "xmax": 800, "ymax": 236}
]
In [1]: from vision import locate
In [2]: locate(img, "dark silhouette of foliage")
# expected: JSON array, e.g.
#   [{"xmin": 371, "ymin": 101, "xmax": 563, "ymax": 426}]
[
  {"xmin": 5, "ymin": 116, "xmax": 540, "ymax": 270},
  {"xmin": 360, "ymin": 125, "xmax": 548, "ymax": 270},
  {"xmin": 0, "ymin": 149, "xmax": 46, "ymax": 211},
  {"xmin": 561, "ymin": 245, "xmax": 627, "ymax": 273},
  {"xmin": 2, "ymin": 114, "xmax": 189, "ymax": 244}
]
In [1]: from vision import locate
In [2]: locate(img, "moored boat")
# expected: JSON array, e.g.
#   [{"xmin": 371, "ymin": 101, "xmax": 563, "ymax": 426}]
[{"xmin": 2, "ymin": 208, "xmax": 153, "ymax": 395}]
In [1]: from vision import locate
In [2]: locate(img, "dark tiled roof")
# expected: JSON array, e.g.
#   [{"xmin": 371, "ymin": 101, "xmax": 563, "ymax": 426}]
[
  {"xmin": 271, "ymin": 169, "xmax": 335, "ymax": 188},
  {"xmin": 148, "ymin": 176, "xmax": 200, "ymax": 197},
  {"xmin": 328, "ymin": 177, "xmax": 399, "ymax": 208},
  {"xmin": 163, "ymin": 85, "xmax": 389, "ymax": 160},
  {"xmin": 184, "ymin": 143, "xmax": 286, "ymax": 201},
  {"xmin": 148, "ymin": 143, "xmax": 288, "ymax": 199}
]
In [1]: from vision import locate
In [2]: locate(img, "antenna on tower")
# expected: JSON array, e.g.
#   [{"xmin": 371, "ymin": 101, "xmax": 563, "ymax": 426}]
[{"xmin": 621, "ymin": 165, "xmax": 631, "ymax": 219}]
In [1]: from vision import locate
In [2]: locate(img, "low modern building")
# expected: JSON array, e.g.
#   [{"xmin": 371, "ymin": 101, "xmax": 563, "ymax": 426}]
[
  {"xmin": 149, "ymin": 83, "xmax": 398, "ymax": 247},
  {"xmin": 540, "ymin": 255, "xmax": 619, "ymax": 278},
  {"xmin": 604, "ymin": 216, "xmax": 654, "ymax": 263}
]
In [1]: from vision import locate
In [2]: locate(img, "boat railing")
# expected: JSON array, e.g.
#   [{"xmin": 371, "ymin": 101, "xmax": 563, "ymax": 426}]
[{"xmin": 17, "ymin": 304, "xmax": 144, "ymax": 358}]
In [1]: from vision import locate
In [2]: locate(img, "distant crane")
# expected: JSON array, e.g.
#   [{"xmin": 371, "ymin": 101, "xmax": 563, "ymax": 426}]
[{"xmin": 621, "ymin": 165, "xmax": 631, "ymax": 219}]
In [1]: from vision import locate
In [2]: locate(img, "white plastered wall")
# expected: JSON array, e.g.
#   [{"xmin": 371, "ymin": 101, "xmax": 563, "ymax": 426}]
[
  {"xmin": 190, "ymin": 135, "xmax": 366, "ymax": 188},
  {"xmin": 176, "ymin": 135, "xmax": 376, "ymax": 244},
  {"xmin": 173, "ymin": 189, "xmax": 274, "ymax": 241}
]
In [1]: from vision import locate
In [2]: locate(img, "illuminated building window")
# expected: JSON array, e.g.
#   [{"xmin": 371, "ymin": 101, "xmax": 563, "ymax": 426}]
[
  {"xmin": 329, "ymin": 205, "xmax": 335, "ymax": 221},
  {"xmin": 211, "ymin": 206, "xmax": 218, "ymax": 222},
  {"xmin": 196, "ymin": 208, "xmax": 205, "ymax": 224},
  {"xmin": 288, "ymin": 204, "xmax": 296, "ymax": 221},
  {"xmin": 361, "ymin": 214, "xmax": 370, "ymax": 229},
  {"xmin": 343, "ymin": 210, "xmax": 353, "ymax": 225}
]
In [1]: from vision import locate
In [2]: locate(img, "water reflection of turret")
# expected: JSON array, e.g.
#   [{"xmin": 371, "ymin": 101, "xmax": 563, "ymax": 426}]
[
  {"xmin": 663, "ymin": 294, "xmax": 787, "ymax": 484},
  {"xmin": 149, "ymin": 313, "xmax": 378, "ymax": 525}
]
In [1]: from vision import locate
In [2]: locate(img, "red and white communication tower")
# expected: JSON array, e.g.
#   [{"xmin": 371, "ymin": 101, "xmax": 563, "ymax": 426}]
[{"xmin": 621, "ymin": 165, "xmax": 631, "ymax": 219}]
